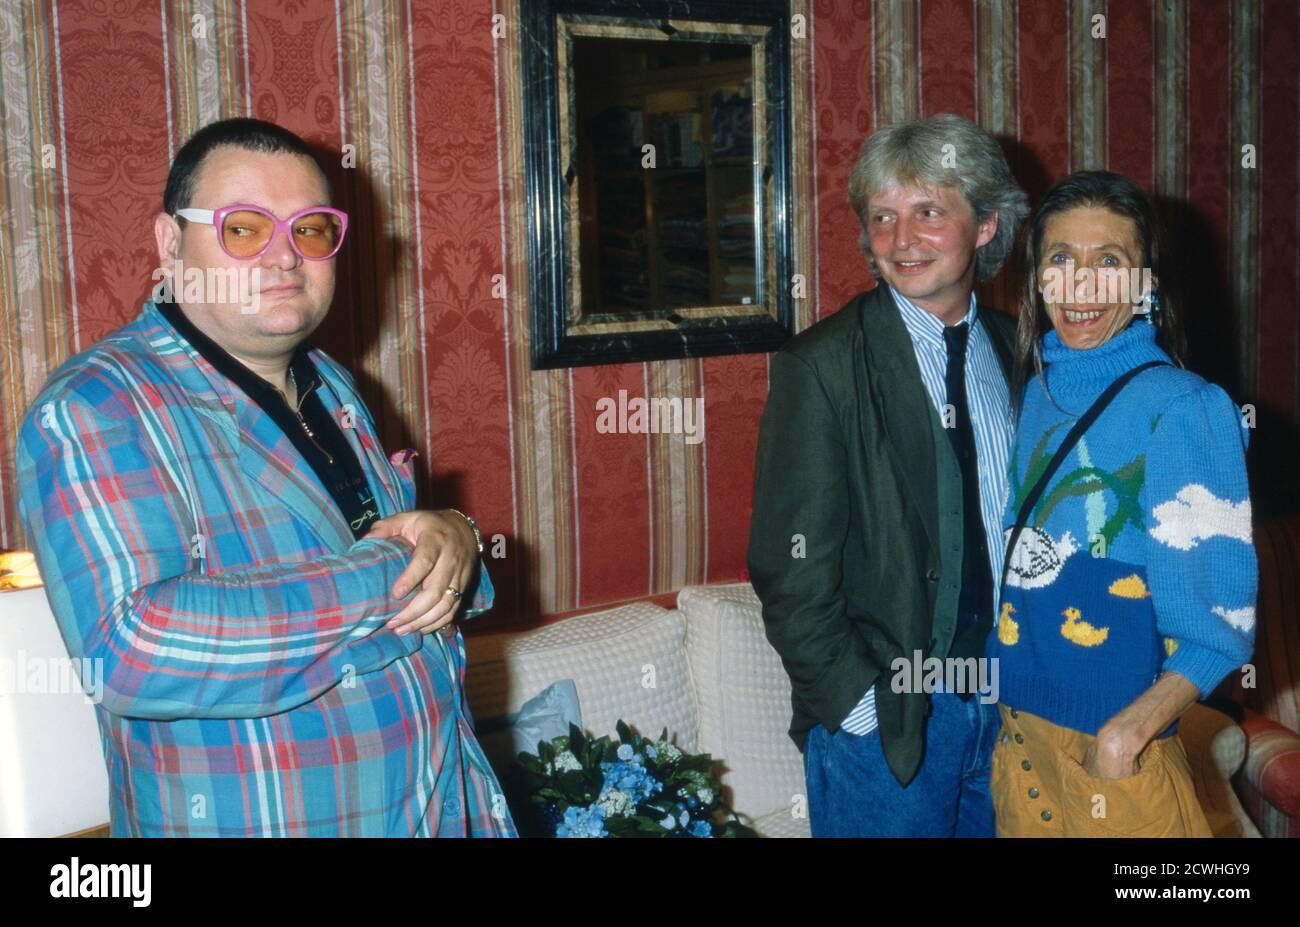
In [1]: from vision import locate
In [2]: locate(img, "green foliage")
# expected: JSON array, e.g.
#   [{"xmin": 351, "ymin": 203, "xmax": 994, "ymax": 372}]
[
  {"xmin": 1016, "ymin": 418, "xmax": 1146, "ymax": 543},
  {"xmin": 514, "ymin": 720, "xmax": 758, "ymax": 838}
]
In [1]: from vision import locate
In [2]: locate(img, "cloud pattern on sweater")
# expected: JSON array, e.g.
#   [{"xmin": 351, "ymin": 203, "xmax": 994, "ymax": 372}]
[
  {"xmin": 1210, "ymin": 605, "xmax": 1255, "ymax": 633},
  {"xmin": 1150, "ymin": 484, "xmax": 1252, "ymax": 551}
]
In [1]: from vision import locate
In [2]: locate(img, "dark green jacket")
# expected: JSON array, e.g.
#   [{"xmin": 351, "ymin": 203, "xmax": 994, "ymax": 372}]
[{"xmin": 746, "ymin": 284, "xmax": 1015, "ymax": 787}]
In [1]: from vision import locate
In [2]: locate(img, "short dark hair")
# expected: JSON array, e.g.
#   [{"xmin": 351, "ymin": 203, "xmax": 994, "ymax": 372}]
[
  {"xmin": 1014, "ymin": 169, "xmax": 1186, "ymax": 402},
  {"xmin": 163, "ymin": 117, "xmax": 328, "ymax": 215}
]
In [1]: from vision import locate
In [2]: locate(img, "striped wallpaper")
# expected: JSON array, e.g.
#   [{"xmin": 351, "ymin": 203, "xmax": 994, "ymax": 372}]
[{"xmin": 0, "ymin": 0, "xmax": 1296, "ymax": 627}]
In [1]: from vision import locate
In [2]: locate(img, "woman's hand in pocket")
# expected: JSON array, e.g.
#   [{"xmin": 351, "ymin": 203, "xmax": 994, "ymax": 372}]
[{"xmin": 1080, "ymin": 722, "xmax": 1144, "ymax": 779}]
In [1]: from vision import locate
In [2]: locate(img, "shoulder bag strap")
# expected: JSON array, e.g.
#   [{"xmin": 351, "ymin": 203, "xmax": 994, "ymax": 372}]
[{"xmin": 999, "ymin": 360, "xmax": 1171, "ymax": 591}]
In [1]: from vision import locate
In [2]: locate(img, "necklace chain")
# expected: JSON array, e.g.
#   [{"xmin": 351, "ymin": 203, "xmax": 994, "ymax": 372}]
[{"xmin": 282, "ymin": 367, "xmax": 297, "ymax": 406}]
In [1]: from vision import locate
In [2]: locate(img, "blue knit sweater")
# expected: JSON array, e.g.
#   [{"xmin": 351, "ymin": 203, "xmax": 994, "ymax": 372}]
[{"xmin": 985, "ymin": 322, "xmax": 1257, "ymax": 736}]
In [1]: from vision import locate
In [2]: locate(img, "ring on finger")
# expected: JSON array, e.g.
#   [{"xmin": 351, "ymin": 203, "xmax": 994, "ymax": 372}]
[{"xmin": 444, "ymin": 585, "xmax": 462, "ymax": 600}]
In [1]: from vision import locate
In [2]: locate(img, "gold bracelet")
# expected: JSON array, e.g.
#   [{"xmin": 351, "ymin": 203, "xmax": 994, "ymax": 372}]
[{"xmin": 447, "ymin": 508, "xmax": 484, "ymax": 553}]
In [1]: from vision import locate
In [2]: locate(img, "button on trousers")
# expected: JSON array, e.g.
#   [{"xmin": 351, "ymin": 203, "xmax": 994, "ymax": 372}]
[{"xmin": 991, "ymin": 703, "xmax": 1212, "ymax": 837}]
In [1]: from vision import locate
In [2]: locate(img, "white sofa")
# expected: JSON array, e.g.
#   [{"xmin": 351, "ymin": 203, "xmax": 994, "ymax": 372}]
[
  {"xmin": 463, "ymin": 582, "xmax": 812, "ymax": 837},
  {"xmin": 464, "ymin": 580, "xmax": 1260, "ymax": 839},
  {"xmin": 4, "ymin": 578, "xmax": 1252, "ymax": 838},
  {"xmin": 2, "ymin": 579, "xmax": 810, "ymax": 837}
]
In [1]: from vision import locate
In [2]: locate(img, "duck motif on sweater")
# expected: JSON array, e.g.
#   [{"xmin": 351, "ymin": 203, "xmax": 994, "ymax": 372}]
[{"xmin": 986, "ymin": 324, "xmax": 1257, "ymax": 736}]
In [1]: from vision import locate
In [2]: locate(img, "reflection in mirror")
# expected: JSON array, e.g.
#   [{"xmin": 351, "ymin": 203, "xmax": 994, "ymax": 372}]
[
  {"xmin": 573, "ymin": 37, "xmax": 757, "ymax": 317},
  {"xmin": 520, "ymin": 0, "xmax": 797, "ymax": 368}
]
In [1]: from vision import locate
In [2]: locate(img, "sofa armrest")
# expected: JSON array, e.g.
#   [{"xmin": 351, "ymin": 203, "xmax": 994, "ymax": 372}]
[{"xmin": 1236, "ymin": 708, "xmax": 1300, "ymax": 817}]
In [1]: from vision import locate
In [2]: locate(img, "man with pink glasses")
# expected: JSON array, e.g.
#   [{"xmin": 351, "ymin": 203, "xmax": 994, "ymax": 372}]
[{"xmin": 16, "ymin": 118, "xmax": 514, "ymax": 837}]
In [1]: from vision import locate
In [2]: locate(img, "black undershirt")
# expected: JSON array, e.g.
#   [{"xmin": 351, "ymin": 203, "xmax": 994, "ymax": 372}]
[{"xmin": 158, "ymin": 301, "xmax": 380, "ymax": 539}]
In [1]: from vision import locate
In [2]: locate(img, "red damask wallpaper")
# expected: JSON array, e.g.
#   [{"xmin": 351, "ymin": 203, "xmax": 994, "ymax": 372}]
[{"xmin": 0, "ymin": 0, "xmax": 1295, "ymax": 625}]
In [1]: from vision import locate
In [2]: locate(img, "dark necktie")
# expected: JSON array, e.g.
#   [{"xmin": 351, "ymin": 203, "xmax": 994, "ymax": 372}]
[{"xmin": 942, "ymin": 322, "xmax": 994, "ymax": 678}]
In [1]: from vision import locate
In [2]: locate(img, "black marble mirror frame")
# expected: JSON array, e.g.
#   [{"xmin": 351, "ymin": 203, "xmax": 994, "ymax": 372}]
[{"xmin": 523, "ymin": 0, "xmax": 795, "ymax": 369}]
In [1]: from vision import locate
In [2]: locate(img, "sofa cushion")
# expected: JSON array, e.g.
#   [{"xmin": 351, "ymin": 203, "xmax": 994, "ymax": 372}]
[
  {"xmin": 463, "ymin": 602, "xmax": 698, "ymax": 754},
  {"xmin": 678, "ymin": 583, "xmax": 806, "ymax": 826},
  {"xmin": 751, "ymin": 808, "xmax": 813, "ymax": 838},
  {"xmin": 474, "ymin": 679, "xmax": 582, "ymax": 776}
]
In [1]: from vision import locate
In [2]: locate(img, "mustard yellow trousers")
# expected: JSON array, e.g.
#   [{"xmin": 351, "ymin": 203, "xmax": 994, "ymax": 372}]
[{"xmin": 991, "ymin": 704, "xmax": 1212, "ymax": 837}]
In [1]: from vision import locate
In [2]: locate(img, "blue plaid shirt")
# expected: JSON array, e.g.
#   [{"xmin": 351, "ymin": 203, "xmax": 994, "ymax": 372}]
[{"xmin": 18, "ymin": 300, "xmax": 515, "ymax": 836}]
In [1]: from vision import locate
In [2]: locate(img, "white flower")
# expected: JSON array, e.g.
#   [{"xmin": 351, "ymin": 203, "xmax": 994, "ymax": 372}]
[
  {"xmin": 698, "ymin": 788, "xmax": 714, "ymax": 805},
  {"xmin": 550, "ymin": 751, "xmax": 582, "ymax": 773},
  {"xmin": 656, "ymin": 742, "xmax": 682, "ymax": 763},
  {"xmin": 597, "ymin": 789, "xmax": 635, "ymax": 818}
]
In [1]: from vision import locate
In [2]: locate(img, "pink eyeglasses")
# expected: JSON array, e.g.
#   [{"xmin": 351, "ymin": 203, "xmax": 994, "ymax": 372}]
[{"xmin": 174, "ymin": 204, "xmax": 349, "ymax": 261}]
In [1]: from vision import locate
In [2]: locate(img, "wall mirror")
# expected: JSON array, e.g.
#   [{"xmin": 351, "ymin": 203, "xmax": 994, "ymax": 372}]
[{"xmin": 521, "ymin": 0, "xmax": 796, "ymax": 368}]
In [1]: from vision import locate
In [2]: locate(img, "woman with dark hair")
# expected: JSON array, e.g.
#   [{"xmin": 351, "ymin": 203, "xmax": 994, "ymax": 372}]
[{"xmin": 986, "ymin": 171, "xmax": 1256, "ymax": 837}]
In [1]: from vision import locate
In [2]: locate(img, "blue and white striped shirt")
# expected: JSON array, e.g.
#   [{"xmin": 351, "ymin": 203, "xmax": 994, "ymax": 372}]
[{"xmin": 840, "ymin": 288, "xmax": 1014, "ymax": 735}]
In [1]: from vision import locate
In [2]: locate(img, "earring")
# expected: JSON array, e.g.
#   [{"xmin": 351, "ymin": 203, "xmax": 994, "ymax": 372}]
[{"xmin": 1136, "ymin": 288, "xmax": 1161, "ymax": 323}]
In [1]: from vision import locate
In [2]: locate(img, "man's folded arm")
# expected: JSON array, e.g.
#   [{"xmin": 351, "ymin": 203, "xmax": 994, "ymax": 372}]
[
  {"xmin": 460, "ymin": 556, "xmax": 494, "ymax": 619},
  {"xmin": 17, "ymin": 384, "xmax": 419, "ymax": 721},
  {"xmin": 746, "ymin": 350, "xmax": 881, "ymax": 732}
]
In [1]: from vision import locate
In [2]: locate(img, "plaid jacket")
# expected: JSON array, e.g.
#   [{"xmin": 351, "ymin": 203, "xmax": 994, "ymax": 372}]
[{"xmin": 17, "ymin": 300, "xmax": 515, "ymax": 837}]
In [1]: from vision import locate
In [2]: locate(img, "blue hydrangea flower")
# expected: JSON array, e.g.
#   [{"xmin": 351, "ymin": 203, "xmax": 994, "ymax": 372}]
[
  {"xmin": 556, "ymin": 803, "xmax": 607, "ymax": 838},
  {"xmin": 617, "ymin": 743, "xmax": 635, "ymax": 761},
  {"xmin": 691, "ymin": 820, "xmax": 712, "ymax": 838},
  {"xmin": 600, "ymin": 760, "xmax": 661, "ymax": 802}
]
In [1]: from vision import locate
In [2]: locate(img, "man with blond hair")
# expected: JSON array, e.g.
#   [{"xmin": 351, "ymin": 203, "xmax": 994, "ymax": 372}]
[{"xmin": 748, "ymin": 114, "xmax": 1027, "ymax": 836}]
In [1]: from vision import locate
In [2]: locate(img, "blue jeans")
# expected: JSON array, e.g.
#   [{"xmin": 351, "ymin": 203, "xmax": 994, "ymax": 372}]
[{"xmin": 803, "ymin": 689, "xmax": 999, "ymax": 837}]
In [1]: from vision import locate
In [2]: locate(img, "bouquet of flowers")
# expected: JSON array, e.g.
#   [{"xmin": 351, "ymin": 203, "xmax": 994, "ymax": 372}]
[{"xmin": 514, "ymin": 721, "xmax": 757, "ymax": 837}]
